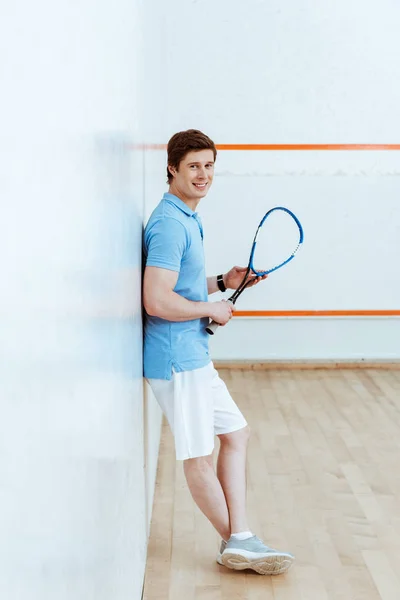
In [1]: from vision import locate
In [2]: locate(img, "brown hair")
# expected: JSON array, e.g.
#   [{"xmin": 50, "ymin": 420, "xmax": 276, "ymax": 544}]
[{"xmin": 167, "ymin": 129, "xmax": 217, "ymax": 183}]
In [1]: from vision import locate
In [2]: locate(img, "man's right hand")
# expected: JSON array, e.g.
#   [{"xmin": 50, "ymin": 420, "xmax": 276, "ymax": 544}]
[{"xmin": 208, "ymin": 300, "xmax": 235, "ymax": 326}]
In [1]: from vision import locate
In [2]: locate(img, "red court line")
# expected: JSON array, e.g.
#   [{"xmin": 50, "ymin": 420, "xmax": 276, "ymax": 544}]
[
  {"xmin": 233, "ymin": 310, "xmax": 400, "ymax": 317},
  {"xmin": 136, "ymin": 143, "xmax": 400, "ymax": 151},
  {"xmin": 216, "ymin": 144, "xmax": 400, "ymax": 151}
]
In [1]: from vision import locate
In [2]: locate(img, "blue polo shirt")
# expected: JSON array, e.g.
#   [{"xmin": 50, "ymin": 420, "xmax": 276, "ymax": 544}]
[{"xmin": 143, "ymin": 193, "xmax": 211, "ymax": 380}]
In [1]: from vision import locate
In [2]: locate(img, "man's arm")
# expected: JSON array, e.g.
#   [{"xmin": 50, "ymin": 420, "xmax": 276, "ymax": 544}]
[
  {"xmin": 207, "ymin": 274, "xmax": 226, "ymax": 295},
  {"xmin": 144, "ymin": 266, "xmax": 233, "ymax": 324}
]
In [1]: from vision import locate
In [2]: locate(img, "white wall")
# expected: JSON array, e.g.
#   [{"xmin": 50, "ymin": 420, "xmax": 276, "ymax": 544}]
[
  {"xmin": 0, "ymin": 1, "xmax": 153, "ymax": 599},
  {"xmin": 144, "ymin": 0, "xmax": 400, "ymax": 361}
]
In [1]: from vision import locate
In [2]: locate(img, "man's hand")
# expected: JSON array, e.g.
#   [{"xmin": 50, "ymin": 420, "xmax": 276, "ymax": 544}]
[
  {"xmin": 208, "ymin": 300, "xmax": 235, "ymax": 326},
  {"xmin": 224, "ymin": 266, "xmax": 268, "ymax": 290}
]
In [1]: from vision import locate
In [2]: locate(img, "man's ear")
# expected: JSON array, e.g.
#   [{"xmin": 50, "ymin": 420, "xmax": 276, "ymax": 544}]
[{"xmin": 167, "ymin": 165, "xmax": 176, "ymax": 178}]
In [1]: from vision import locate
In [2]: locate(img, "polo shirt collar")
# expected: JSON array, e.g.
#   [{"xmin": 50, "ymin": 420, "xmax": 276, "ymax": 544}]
[{"xmin": 163, "ymin": 192, "xmax": 195, "ymax": 217}]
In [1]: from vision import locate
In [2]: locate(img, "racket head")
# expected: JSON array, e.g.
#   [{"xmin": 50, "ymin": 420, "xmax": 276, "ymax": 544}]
[{"xmin": 249, "ymin": 206, "xmax": 304, "ymax": 276}]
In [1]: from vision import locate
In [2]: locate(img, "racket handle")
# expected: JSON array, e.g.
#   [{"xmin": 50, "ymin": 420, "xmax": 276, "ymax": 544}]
[
  {"xmin": 205, "ymin": 320, "xmax": 220, "ymax": 335},
  {"xmin": 205, "ymin": 300, "xmax": 234, "ymax": 336}
]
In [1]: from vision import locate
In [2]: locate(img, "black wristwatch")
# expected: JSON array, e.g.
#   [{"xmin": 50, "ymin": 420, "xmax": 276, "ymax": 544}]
[{"xmin": 217, "ymin": 274, "xmax": 226, "ymax": 292}]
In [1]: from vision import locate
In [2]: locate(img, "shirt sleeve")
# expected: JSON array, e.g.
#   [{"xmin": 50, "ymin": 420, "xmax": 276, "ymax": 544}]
[{"xmin": 145, "ymin": 217, "xmax": 189, "ymax": 272}]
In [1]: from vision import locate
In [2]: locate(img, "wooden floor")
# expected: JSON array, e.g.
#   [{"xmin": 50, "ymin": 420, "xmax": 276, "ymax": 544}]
[{"xmin": 143, "ymin": 368, "xmax": 400, "ymax": 600}]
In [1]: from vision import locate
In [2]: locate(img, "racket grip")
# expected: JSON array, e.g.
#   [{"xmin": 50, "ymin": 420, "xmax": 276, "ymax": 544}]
[
  {"xmin": 205, "ymin": 320, "xmax": 219, "ymax": 335},
  {"xmin": 205, "ymin": 300, "xmax": 234, "ymax": 335}
]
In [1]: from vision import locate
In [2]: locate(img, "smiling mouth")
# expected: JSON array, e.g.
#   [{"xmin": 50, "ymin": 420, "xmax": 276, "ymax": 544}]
[{"xmin": 193, "ymin": 183, "xmax": 207, "ymax": 189}]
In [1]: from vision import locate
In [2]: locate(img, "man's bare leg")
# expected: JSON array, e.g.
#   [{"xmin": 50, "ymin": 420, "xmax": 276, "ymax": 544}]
[
  {"xmin": 216, "ymin": 426, "xmax": 251, "ymax": 534},
  {"xmin": 183, "ymin": 454, "xmax": 231, "ymax": 541},
  {"xmin": 183, "ymin": 426, "xmax": 251, "ymax": 540}
]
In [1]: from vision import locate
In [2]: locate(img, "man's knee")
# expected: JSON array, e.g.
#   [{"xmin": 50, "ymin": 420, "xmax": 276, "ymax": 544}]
[
  {"xmin": 183, "ymin": 454, "xmax": 214, "ymax": 474},
  {"xmin": 218, "ymin": 425, "xmax": 251, "ymax": 448}
]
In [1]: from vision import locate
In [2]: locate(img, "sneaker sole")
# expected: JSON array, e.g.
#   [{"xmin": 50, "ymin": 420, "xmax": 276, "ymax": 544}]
[{"xmin": 221, "ymin": 552, "xmax": 294, "ymax": 575}]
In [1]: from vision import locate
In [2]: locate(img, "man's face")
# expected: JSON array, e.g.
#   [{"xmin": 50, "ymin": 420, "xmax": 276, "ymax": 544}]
[{"xmin": 169, "ymin": 149, "xmax": 215, "ymax": 203}]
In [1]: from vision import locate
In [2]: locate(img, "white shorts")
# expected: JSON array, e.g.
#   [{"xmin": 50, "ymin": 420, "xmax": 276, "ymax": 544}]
[{"xmin": 147, "ymin": 362, "xmax": 247, "ymax": 461}]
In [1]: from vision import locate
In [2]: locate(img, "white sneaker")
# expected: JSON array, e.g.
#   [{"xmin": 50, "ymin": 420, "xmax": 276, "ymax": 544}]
[
  {"xmin": 216, "ymin": 540, "xmax": 226, "ymax": 565},
  {"xmin": 221, "ymin": 535, "xmax": 295, "ymax": 575}
]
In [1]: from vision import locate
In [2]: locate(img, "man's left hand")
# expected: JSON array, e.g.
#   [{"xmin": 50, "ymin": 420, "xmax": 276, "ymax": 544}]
[{"xmin": 224, "ymin": 266, "xmax": 268, "ymax": 290}]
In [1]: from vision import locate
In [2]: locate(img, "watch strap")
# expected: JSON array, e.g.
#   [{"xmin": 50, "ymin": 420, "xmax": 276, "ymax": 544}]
[{"xmin": 217, "ymin": 274, "xmax": 226, "ymax": 292}]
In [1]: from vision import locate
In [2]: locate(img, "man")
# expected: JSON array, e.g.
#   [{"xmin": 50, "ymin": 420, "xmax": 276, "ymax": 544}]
[{"xmin": 143, "ymin": 129, "xmax": 294, "ymax": 575}]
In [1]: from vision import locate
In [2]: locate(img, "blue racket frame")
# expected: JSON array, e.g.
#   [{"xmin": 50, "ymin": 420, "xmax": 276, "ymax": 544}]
[
  {"xmin": 206, "ymin": 206, "xmax": 304, "ymax": 335},
  {"xmin": 249, "ymin": 206, "xmax": 304, "ymax": 276}
]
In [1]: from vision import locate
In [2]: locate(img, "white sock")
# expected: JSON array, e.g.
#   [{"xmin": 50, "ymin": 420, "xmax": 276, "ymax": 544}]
[{"xmin": 230, "ymin": 530, "xmax": 253, "ymax": 541}]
